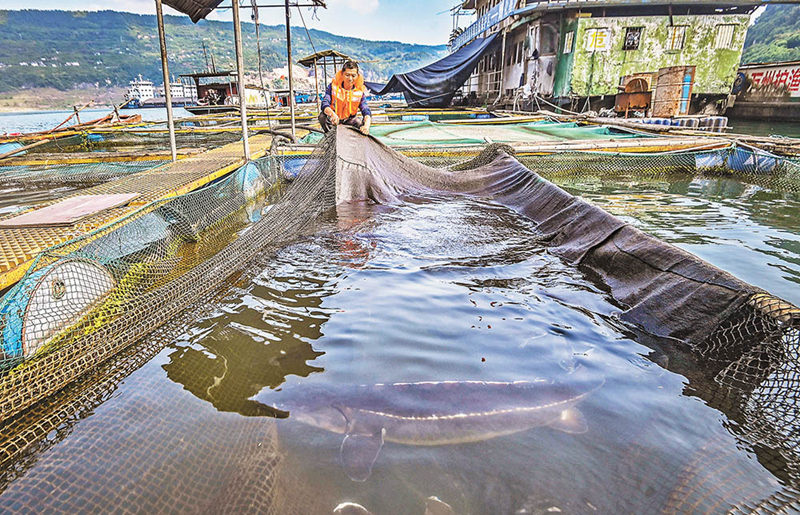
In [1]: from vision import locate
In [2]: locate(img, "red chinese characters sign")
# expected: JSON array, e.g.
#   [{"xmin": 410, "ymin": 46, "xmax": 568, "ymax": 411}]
[{"xmin": 744, "ymin": 63, "xmax": 800, "ymax": 99}]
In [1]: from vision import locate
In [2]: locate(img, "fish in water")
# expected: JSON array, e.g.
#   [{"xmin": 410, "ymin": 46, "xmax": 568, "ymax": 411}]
[{"xmin": 273, "ymin": 375, "xmax": 603, "ymax": 481}]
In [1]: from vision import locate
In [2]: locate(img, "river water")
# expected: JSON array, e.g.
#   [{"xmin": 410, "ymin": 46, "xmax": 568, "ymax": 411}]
[
  {"xmin": 0, "ymin": 107, "xmax": 191, "ymax": 135},
  {"xmin": 0, "ymin": 111, "xmax": 799, "ymax": 513}
]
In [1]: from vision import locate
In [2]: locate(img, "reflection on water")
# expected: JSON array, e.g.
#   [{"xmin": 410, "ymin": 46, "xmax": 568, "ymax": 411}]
[
  {"xmin": 161, "ymin": 242, "xmax": 335, "ymax": 417},
  {"xmin": 2, "ymin": 174, "xmax": 800, "ymax": 512}
]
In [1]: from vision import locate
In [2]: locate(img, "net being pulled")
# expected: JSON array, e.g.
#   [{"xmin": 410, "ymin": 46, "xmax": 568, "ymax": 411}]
[{"xmin": 0, "ymin": 127, "xmax": 799, "ymax": 511}]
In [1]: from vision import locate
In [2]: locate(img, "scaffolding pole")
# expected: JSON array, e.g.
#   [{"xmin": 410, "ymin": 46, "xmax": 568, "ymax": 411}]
[
  {"xmin": 155, "ymin": 0, "xmax": 177, "ymax": 162},
  {"xmin": 285, "ymin": 0, "xmax": 297, "ymax": 140},
  {"xmin": 232, "ymin": 0, "xmax": 251, "ymax": 160}
]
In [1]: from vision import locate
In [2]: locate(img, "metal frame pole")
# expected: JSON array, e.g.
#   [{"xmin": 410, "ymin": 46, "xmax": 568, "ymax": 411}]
[
  {"xmin": 232, "ymin": 0, "xmax": 251, "ymax": 160},
  {"xmin": 285, "ymin": 0, "xmax": 296, "ymax": 140},
  {"xmin": 314, "ymin": 61, "xmax": 320, "ymax": 113},
  {"xmin": 155, "ymin": 0, "xmax": 177, "ymax": 162}
]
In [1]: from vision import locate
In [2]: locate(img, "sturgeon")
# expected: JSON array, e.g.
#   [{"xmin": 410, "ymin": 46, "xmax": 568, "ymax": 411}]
[{"xmin": 273, "ymin": 375, "xmax": 603, "ymax": 481}]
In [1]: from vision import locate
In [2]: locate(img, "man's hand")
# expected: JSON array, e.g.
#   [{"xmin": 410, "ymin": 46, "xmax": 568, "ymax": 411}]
[
  {"xmin": 329, "ymin": 112, "xmax": 340, "ymax": 125},
  {"xmin": 360, "ymin": 115, "xmax": 371, "ymax": 135}
]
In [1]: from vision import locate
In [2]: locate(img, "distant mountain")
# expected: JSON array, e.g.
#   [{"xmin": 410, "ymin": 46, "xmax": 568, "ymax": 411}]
[
  {"xmin": 0, "ymin": 10, "xmax": 446, "ymax": 92},
  {"xmin": 742, "ymin": 5, "xmax": 800, "ymax": 64}
]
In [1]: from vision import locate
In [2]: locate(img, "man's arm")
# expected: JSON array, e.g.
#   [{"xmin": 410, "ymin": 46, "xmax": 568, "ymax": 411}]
[
  {"xmin": 321, "ymin": 84, "xmax": 338, "ymax": 124},
  {"xmin": 359, "ymin": 95, "xmax": 371, "ymax": 135}
]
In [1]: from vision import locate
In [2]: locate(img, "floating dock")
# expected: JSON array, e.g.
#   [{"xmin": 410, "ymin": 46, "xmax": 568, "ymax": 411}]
[{"xmin": 0, "ymin": 133, "xmax": 272, "ymax": 290}]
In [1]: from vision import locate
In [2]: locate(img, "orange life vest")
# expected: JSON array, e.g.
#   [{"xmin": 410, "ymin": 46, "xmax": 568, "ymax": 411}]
[{"xmin": 330, "ymin": 70, "xmax": 366, "ymax": 119}]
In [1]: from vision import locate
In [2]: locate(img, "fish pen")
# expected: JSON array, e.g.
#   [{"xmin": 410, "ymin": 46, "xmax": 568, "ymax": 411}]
[{"xmin": 0, "ymin": 127, "xmax": 799, "ymax": 512}]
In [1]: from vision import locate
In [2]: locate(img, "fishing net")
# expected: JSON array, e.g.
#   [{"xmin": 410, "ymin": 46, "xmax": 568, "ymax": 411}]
[
  {"xmin": 14, "ymin": 129, "xmax": 245, "ymax": 155},
  {"xmin": 0, "ymin": 161, "xmax": 167, "ymax": 189},
  {"xmin": 1, "ymin": 127, "xmax": 800, "ymax": 511},
  {"xmin": 298, "ymin": 120, "xmax": 641, "ymax": 146}
]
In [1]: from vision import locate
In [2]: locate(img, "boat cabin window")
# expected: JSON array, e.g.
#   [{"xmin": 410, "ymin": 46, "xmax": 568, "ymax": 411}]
[
  {"xmin": 623, "ymin": 27, "xmax": 643, "ymax": 50},
  {"xmin": 540, "ymin": 25, "xmax": 558, "ymax": 55},
  {"xmin": 667, "ymin": 26, "xmax": 687, "ymax": 51}
]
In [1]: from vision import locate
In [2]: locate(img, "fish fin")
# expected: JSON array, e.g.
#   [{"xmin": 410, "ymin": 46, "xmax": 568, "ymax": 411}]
[
  {"xmin": 424, "ymin": 496, "xmax": 455, "ymax": 515},
  {"xmin": 333, "ymin": 501, "xmax": 374, "ymax": 515},
  {"xmin": 340, "ymin": 428, "xmax": 385, "ymax": 482},
  {"xmin": 549, "ymin": 408, "xmax": 588, "ymax": 434}
]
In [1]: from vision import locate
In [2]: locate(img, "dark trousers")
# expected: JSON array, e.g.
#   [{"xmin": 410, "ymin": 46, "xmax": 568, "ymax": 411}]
[{"xmin": 318, "ymin": 112, "xmax": 363, "ymax": 133}]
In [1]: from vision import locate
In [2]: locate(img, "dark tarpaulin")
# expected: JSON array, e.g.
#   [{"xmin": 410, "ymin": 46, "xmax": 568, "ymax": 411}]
[
  {"xmin": 367, "ymin": 34, "xmax": 499, "ymax": 107},
  {"xmin": 162, "ymin": 0, "xmax": 224, "ymax": 23},
  {"xmin": 333, "ymin": 127, "xmax": 763, "ymax": 346}
]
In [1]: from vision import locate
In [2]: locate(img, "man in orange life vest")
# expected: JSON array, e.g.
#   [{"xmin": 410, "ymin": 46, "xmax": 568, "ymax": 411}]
[{"xmin": 319, "ymin": 60, "xmax": 371, "ymax": 135}]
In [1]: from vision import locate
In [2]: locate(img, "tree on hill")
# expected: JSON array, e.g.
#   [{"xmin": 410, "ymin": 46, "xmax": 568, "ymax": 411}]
[
  {"xmin": 0, "ymin": 9, "xmax": 446, "ymax": 93},
  {"xmin": 742, "ymin": 5, "xmax": 800, "ymax": 64}
]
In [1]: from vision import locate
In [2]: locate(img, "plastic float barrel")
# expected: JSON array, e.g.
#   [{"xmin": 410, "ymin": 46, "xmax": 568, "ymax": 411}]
[
  {"xmin": 1, "ymin": 258, "xmax": 116, "ymax": 364},
  {"xmin": 726, "ymin": 147, "xmax": 777, "ymax": 174},
  {"xmin": 694, "ymin": 147, "xmax": 777, "ymax": 174},
  {"xmin": 402, "ymin": 114, "xmax": 430, "ymax": 122},
  {"xmin": 280, "ymin": 157, "xmax": 310, "ymax": 180},
  {"xmin": 236, "ymin": 162, "xmax": 266, "ymax": 203}
]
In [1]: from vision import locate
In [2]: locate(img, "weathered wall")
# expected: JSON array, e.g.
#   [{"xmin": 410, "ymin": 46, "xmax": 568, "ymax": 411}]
[
  {"xmin": 553, "ymin": 17, "xmax": 579, "ymax": 97},
  {"xmin": 500, "ymin": 22, "xmax": 558, "ymax": 96},
  {"xmin": 501, "ymin": 27, "xmax": 529, "ymax": 93},
  {"xmin": 564, "ymin": 14, "xmax": 749, "ymax": 97}
]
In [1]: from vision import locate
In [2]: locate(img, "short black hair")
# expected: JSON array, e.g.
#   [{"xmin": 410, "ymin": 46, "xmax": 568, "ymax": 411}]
[{"xmin": 342, "ymin": 60, "xmax": 359, "ymax": 72}]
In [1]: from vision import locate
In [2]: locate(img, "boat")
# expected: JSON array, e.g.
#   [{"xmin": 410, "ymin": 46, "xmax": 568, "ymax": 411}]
[
  {"xmin": 181, "ymin": 71, "xmax": 270, "ymax": 115},
  {"xmin": 122, "ymin": 75, "xmax": 198, "ymax": 109}
]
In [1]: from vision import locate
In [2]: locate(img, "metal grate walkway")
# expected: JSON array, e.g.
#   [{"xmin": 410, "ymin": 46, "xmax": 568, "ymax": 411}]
[{"xmin": 0, "ymin": 134, "xmax": 271, "ymax": 290}]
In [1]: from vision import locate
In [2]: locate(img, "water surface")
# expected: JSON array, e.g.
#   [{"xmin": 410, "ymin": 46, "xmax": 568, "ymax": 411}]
[{"xmin": 3, "ymin": 179, "xmax": 798, "ymax": 512}]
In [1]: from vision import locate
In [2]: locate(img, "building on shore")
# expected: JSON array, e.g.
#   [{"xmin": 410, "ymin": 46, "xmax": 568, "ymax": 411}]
[{"xmin": 451, "ymin": 0, "xmax": 766, "ymax": 116}]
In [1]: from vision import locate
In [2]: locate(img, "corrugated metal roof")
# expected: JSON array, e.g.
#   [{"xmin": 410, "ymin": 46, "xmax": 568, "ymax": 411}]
[
  {"xmin": 739, "ymin": 60, "xmax": 800, "ymax": 69},
  {"xmin": 162, "ymin": 0, "xmax": 224, "ymax": 23},
  {"xmin": 162, "ymin": 0, "xmax": 326, "ymax": 23},
  {"xmin": 298, "ymin": 50, "xmax": 351, "ymax": 67}
]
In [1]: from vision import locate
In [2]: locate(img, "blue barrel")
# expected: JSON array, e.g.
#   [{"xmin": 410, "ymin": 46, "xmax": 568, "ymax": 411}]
[{"xmin": 1, "ymin": 258, "xmax": 115, "ymax": 365}]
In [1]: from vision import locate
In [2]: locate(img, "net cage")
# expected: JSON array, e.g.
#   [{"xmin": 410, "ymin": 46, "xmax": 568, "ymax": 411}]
[
  {"xmin": 0, "ymin": 161, "xmax": 167, "ymax": 190},
  {"xmin": 0, "ymin": 129, "xmax": 799, "ymax": 511},
  {"xmin": 10, "ymin": 128, "xmax": 246, "ymax": 156}
]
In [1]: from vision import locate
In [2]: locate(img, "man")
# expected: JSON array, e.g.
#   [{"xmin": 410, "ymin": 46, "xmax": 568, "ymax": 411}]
[{"xmin": 319, "ymin": 60, "xmax": 371, "ymax": 135}]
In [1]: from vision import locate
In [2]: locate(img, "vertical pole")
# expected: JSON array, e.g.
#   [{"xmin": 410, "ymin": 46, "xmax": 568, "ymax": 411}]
[
  {"xmin": 314, "ymin": 61, "xmax": 320, "ymax": 113},
  {"xmin": 73, "ymin": 105, "xmax": 81, "ymax": 125},
  {"xmin": 493, "ymin": 29, "xmax": 507, "ymax": 105},
  {"xmin": 285, "ymin": 0, "xmax": 296, "ymax": 140},
  {"xmin": 232, "ymin": 0, "xmax": 251, "ymax": 160},
  {"xmin": 155, "ymin": 0, "xmax": 177, "ymax": 162}
]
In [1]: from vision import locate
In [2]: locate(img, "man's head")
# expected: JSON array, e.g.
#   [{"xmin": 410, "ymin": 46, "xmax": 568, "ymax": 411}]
[{"xmin": 341, "ymin": 61, "xmax": 359, "ymax": 89}]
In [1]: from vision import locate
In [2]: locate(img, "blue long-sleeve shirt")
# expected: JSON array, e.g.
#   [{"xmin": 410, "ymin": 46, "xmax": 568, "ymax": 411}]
[{"xmin": 321, "ymin": 83, "xmax": 372, "ymax": 117}]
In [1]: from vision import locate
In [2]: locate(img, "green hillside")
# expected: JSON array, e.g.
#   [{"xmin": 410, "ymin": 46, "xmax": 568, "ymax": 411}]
[
  {"xmin": 0, "ymin": 9, "xmax": 446, "ymax": 92},
  {"xmin": 742, "ymin": 5, "xmax": 800, "ymax": 64}
]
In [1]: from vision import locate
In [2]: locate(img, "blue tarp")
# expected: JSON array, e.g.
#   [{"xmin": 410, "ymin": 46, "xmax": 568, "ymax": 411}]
[{"xmin": 366, "ymin": 34, "xmax": 499, "ymax": 108}]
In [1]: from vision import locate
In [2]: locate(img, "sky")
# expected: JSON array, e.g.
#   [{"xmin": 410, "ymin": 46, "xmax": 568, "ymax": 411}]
[{"xmin": 2, "ymin": 0, "xmax": 471, "ymax": 46}]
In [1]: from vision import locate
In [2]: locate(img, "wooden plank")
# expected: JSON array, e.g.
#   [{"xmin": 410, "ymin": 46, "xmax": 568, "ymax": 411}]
[{"xmin": 0, "ymin": 194, "xmax": 140, "ymax": 228}]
